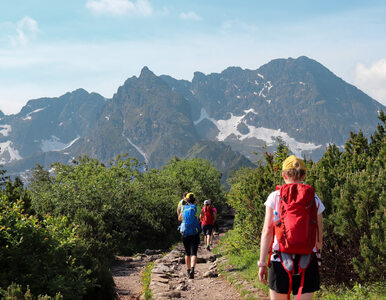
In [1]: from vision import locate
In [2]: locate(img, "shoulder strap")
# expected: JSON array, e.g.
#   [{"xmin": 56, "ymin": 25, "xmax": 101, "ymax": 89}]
[{"xmin": 268, "ymin": 191, "xmax": 280, "ymax": 267}]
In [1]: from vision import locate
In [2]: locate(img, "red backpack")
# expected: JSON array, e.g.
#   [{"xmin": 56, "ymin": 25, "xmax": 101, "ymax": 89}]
[
  {"xmin": 272, "ymin": 183, "xmax": 319, "ymax": 300},
  {"xmin": 203, "ymin": 206, "xmax": 214, "ymax": 225},
  {"xmin": 273, "ymin": 183, "xmax": 318, "ymax": 254}
]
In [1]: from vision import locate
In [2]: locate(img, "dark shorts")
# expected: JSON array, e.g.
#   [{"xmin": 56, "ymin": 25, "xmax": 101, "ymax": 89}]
[
  {"xmin": 202, "ymin": 224, "xmax": 213, "ymax": 236},
  {"xmin": 269, "ymin": 254, "xmax": 320, "ymax": 295},
  {"xmin": 182, "ymin": 234, "xmax": 200, "ymax": 256}
]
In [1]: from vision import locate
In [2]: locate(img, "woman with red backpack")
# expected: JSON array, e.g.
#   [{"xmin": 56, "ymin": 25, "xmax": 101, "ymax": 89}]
[
  {"xmin": 258, "ymin": 155, "xmax": 324, "ymax": 300},
  {"xmin": 200, "ymin": 199, "xmax": 217, "ymax": 250}
]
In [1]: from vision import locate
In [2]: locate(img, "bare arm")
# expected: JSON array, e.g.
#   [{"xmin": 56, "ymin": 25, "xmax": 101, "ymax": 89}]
[
  {"xmin": 199, "ymin": 210, "xmax": 204, "ymax": 222},
  {"xmin": 177, "ymin": 205, "xmax": 181, "ymax": 217},
  {"xmin": 259, "ymin": 206, "xmax": 274, "ymax": 262},
  {"xmin": 258, "ymin": 205, "xmax": 274, "ymax": 284},
  {"xmin": 316, "ymin": 213, "xmax": 323, "ymax": 252}
]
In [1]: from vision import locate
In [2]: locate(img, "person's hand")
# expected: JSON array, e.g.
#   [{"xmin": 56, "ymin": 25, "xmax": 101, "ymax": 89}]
[
  {"xmin": 258, "ymin": 261, "xmax": 268, "ymax": 284},
  {"xmin": 258, "ymin": 266, "xmax": 268, "ymax": 284}
]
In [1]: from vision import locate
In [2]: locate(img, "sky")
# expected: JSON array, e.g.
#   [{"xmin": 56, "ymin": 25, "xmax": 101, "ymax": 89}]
[{"xmin": 1, "ymin": 0, "xmax": 386, "ymax": 114}]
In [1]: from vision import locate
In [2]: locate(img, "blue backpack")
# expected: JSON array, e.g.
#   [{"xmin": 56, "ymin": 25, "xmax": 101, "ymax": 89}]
[{"xmin": 179, "ymin": 204, "xmax": 201, "ymax": 237}]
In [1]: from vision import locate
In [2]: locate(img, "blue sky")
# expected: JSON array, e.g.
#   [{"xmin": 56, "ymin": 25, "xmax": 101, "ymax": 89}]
[{"xmin": 1, "ymin": 0, "xmax": 386, "ymax": 114}]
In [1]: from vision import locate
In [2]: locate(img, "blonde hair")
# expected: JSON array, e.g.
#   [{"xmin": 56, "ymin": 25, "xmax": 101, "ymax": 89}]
[{"xmin": 283, "ymin": 168, "xmax": 306, "ymax": 181}]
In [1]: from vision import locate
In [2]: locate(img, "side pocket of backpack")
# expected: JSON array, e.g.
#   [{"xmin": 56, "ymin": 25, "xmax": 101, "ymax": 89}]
[{"xmin": 179, "ymin": 222, "xmax": 186, "ymax": 236}]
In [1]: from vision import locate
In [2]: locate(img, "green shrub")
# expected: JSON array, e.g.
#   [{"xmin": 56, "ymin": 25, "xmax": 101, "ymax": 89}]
[
  {"xmin": 0, "ymin": 196, "xmax": 93, "ymax": 299},
  {"xmin": 0, "ymin": 283, "xmax": 63, "ymax": 300},
  {"xmin": 226, "ymin": 112, "xmax": 386, "ymax": 284}
]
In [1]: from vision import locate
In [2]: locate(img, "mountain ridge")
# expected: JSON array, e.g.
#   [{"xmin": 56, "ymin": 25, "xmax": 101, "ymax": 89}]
[{"xmin": 1, "ymin": 56, "xmax": 384, "ymax": 181}]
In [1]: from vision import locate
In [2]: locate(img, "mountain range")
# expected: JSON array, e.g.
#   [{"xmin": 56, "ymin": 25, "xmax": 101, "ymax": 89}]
[{"xmin": 1, "ymin": 56, "xmax": 384, "ymax": 181}]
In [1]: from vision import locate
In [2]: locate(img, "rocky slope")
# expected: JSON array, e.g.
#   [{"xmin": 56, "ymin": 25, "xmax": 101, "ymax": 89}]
[{"xmin": 2, "ymin": 56, "xmax": 384, "ymax": 180}]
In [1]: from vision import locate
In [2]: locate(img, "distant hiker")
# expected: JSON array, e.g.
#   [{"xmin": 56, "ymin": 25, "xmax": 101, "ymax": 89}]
[
  {"xmin": 200, "ymin": 199, "xmax": 217, "ymax": 250},
  {"xmin": 178, "ymin": 192, "xmax": 201, "ymax": 279},
  {"xmin": 258, "ymin": 155, "xmax": 324, "ymax": 300},
  {"xmin": 177, "ymin": 192, "xmax": 188, "ymax": 217}
]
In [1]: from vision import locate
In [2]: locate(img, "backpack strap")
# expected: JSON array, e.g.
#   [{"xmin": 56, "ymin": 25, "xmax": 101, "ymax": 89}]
[
  {"xmin": 278, "ymin": 252, "xmax": 314, "ymax": 300},
  {"xmin": 278, "ymin": 252, "xmax": 293, "ymax": 300},
  {"xmin": 268, "ymin": 191, "xmax": 280, "ymax": 267},
  {"xmin": 295, "ymin": 253, "xmax": 314, "ymax": 300}
]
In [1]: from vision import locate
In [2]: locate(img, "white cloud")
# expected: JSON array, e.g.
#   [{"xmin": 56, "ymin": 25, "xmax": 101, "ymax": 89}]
[
  {"xmin": 354, "ymin": 58, "xmax": 386, "ymax": 106},
  {"xmin": 86, "ymin": 0, "xmax": 153, "ymax": 16},
  {"xmin": 10, "ymin": 17, "xmax": 39, "ymax": 47},
  {"xmin": 179, "ymin": 11, "xmax": 202, "ymax": 21}
]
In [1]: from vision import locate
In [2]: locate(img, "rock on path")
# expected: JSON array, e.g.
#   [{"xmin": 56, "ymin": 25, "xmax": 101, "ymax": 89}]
[
  {"xmin": 112, "ymin": 212, "xmax": 268, "ymax": 299},
  {"xmin": 149, "ymin": 232, "xmax": 245, "ymax": 300},
  {"xmin": 112, "ymin": 251, "xmax": 163, "ymax": 299}
]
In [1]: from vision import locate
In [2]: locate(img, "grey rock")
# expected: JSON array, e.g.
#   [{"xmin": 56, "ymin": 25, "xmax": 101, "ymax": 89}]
[{"xmin": 203, "ymin": 271, "xmax": 218, "ymax": 278}]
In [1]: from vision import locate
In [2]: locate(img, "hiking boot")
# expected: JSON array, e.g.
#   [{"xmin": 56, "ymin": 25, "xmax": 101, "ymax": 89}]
[
  {"xmin": 189, "ymin": 267, "xmax": 195, "ymax": 279},
  {"xmin": 206, "ymin": 244, "xmax": 211, "ymax": 250},
  {"xmin": 187, "ymin": 269, "xmax": 191, "ymax": 278}
]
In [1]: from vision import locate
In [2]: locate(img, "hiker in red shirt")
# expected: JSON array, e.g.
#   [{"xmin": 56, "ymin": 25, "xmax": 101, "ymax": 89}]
[
  {"xmin": 200, "ymin": 199, "xmax": 217, "ymax": 250},
  {"xmin": 258, "ymin": 155, "xmax": 324, "ymax": 300}
]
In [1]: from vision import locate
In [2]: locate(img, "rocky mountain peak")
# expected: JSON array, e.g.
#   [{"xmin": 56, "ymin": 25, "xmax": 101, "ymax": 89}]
[
  {"xmin": 139, "ymin": 66, "xmax": 156, "ymax": 79},
  {"xmin": 69, "ymin": 88, "xmax": 89, "ymax": 97}
]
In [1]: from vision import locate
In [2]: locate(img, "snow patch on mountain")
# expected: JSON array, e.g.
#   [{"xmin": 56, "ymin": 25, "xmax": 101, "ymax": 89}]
[
  {"xmin": 122, "ymin": 133, "xmax": 149, "ymax": 164},
  {"xmin": 258, "ymin": 81, "xmax": 273, "ymax": 98},
  {"xmin": 194, "ymin": 108, "xmax": 212, "ymax": 125},
  {"xmin": 0, "ymin": 125, "xmax": 12, "ymax": 137},
  {"xmin": 0, "ymin": 141, "xmax": 22, "ymax": 163},
  {"xmin": 23, "ymin": 107, "xmax": 46, "ymax": 120},
  {"xmin": 193, "ymin": 108, "xmax": 322, "ymax": 157},
  {"xmin": 41, "ymin": 135, "xmax": 80, "ymax": 152}
]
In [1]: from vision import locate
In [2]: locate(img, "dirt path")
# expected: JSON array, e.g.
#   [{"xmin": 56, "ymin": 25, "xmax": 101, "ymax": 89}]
[
  {"xmin": 149, "ymin": 233, "xmax": 241, "ymax": 300},
  {"xmin": 112, "ymin": 215, "xmax": 268, "ymax": 300},
  {"xmin": 111, "ymin": 251, "xmax": 163, "ymax": 299}
]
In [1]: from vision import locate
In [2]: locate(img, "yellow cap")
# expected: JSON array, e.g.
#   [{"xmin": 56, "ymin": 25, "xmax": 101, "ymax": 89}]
[
  {"xmin": 186, "ymin": 192, "xmax": 195, "ymax": 199},
  {"xmin": 282, "ymin": 155, "xmax": 307, "ymax": 171}
]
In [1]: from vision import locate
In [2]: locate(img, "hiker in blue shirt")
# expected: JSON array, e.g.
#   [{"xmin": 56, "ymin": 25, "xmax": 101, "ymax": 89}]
[{"xmin": 178, "ymin": 192, "xmax": 201, "ymax": 279}]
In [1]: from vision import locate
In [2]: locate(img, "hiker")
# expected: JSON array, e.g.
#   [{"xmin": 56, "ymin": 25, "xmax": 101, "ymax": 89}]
[
  {"xmin": 177, "ymin": 192, "xmax": 188, "ymax": 217},
  {"xmin": 200, "ymin": 199, "xmax": 217, "ymax": 250},
  {"xmin": 258, "ymin": 155, "xmax": 324, "ymax": 300},
  {"xmin": 178, "ymin": 192, "xmax": 201, "ymax": 279}
]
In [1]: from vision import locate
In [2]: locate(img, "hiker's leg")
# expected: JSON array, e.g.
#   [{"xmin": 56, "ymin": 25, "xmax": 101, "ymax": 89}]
[
  {"xmin": 298, "ymin": 292, "xmax": 314, "ymax": 300},
  {"xmin": 269, "ymin": 290, "xmax": 287, "ymax": 300},
  {"xmin": 191, "ymin": 234, "xmax": 200, "ymax": 266},
  {"xmin": 202, "ymin": 225, "xmax": 209, "ymax": 245},
  {"xmin": 185, "ymin": 256, "xmax": 191, "ymax": 270},
  {"xmin": 183, "ymin": 236, "xmax": 192, "ymax": 270},
  {"xmin": 191, "ymin": 255, "xmax": 197, "ymax": 268},
  {"xmin": 207, "ymin": 225, "xmax": 213, "ymax": 245}
]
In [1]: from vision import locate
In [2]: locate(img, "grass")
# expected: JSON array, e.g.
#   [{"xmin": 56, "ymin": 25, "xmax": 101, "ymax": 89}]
[
  {"xmin": 215, "ymin": 230, "xmax": 386, "ymax": 300},
  {"xmin": 214, "ymin": 231, "xmax": 269, "ymax": 299},
  {"xmin": 315, "ymin": 282, "xmax": 386, "ymax": 300},
  {"xmin": 140, "ymin": 261, "xmax": 154, "ymax": 300}
]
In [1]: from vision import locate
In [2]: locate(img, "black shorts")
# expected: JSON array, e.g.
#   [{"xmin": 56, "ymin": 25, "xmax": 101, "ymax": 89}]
[
  {"xmin": 202, "ymin": 224, "xmax": 213, "ymax": 236},
  {"xmin": 269, "ymin": 254, "xmax": 320, "ymax": 295},
  {"xmin": 182, "ymin": 234, "xmax": 200, "ymax": 256}
]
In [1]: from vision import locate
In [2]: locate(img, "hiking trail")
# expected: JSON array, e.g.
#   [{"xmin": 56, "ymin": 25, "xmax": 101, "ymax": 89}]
[{"xmin": 112, "ymin": 216, "xmax": 268, "ymax": 300}]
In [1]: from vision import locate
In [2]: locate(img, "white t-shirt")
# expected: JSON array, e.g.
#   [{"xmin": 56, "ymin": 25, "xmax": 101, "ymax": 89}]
[{"xmin": 264, "ymin": 189, "xmax": 325, "ymax": 261}]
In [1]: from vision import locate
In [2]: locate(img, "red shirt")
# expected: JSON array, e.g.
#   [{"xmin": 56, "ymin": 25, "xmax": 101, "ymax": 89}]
[{"xmin": 200, "ymin": 206, "xmax": 217, "ymax": 225}]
